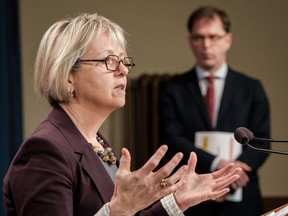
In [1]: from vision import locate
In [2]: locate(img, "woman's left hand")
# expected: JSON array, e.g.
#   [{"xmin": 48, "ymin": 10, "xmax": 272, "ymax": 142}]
[{"xmin": 173, "ymin": 152, "xmax": 241, "ymax": 212}]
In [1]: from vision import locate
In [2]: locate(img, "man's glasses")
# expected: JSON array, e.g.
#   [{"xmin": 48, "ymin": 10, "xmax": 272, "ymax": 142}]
[
  {"xmin": 190, "ymin": 33, "xmax": 227, "ymax": 43},
  {"xmin": 77, "ymin": 55, "xmax": 135, "ymax": 73}
]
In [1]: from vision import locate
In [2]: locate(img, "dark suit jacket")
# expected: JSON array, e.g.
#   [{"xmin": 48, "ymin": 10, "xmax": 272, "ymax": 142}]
[
  {"xmin": 159, "ymin": 67, "xmax": 270, "ymax": 216},
  {"xmin": 3, "ymin": 105, "xmax": 167, "ymax": 216}
]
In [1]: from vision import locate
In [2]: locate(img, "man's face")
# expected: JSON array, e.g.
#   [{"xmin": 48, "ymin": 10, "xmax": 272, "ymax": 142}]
[{"xmin": 188, "ymin": 16, "xmax": 232, "ymax": 73}]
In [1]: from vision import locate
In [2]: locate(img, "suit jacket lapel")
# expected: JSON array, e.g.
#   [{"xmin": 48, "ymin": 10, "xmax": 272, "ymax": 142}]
[
  {"xmin": 48, "ymin": 105, "xmax": 115, "ymax": 203},
  {"xmin": 185, "ymin": 69, "xmax": 212, "ymax": 128},
  {"xmin": 217, "ymin": 69, "xmax": 236, "ymax": 129}
]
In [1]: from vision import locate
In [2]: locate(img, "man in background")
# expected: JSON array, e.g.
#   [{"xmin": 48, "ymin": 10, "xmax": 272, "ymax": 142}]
[{"xmin": 159, "ymin": 5, "xmax": 270, "ymax": 216}]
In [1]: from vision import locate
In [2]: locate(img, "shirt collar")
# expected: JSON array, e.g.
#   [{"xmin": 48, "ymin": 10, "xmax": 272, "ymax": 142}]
[{"xmin": 196, "ymin": 63, "xmax": 228, "ymax": 80}]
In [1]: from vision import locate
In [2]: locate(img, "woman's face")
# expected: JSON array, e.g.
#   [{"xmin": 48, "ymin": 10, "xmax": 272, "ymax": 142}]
[{"xmin": 70, "ymin": 32, "xmax": 129, "ymax": 113}]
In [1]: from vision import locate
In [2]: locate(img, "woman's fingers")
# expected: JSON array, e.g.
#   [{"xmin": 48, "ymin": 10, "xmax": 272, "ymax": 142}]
[
  {"xmin": 163, "ymin": 165, "xmax": 188, "ymax": 191},
  {"xmin": 187, "ymin": 152, "xmax": 197, "ymax": 173},
  {"xmin": 215, "ymin": 171, "xmax": 240, "ymax": 191},
  {"xmin": 139, "ymin": 145, "xmax": 169, "ymax": 176},
  {"xmin": 118, "ymin": 148, "xmax": 131, "ymax": 174},
  {"xmin": 212, "ymin": 163, "xmax": 235, "ymax": 178},
  {"xmin": 209, "ymin": 188, "xmax": 230, "ymax": 201},
  {"xmin": 153, "ymin": 151, "xmax": 183, "ymax": 180}
]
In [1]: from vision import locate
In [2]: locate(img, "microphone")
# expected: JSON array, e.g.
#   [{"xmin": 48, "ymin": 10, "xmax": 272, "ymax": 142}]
[{"xmin": 234, "ymin": 127, "xmax": 288, "ymax": 156}]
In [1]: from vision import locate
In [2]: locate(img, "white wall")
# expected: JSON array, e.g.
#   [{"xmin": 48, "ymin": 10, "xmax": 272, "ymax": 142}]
[{"xmin": 20, "ymin": 0, "xmax": 288, "ymax": 196}]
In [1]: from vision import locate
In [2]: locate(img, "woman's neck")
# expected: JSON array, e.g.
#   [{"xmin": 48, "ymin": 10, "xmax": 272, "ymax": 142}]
[{"xmin": 59, "ymin": 103, "xmax": 108, "ymax": 144}]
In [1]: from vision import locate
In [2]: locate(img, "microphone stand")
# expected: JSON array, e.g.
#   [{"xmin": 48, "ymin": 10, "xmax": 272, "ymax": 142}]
[
  {"xmin": 254, "ymin": 137, "xmax": 288, "ymax": 142},
  {"xmin": 244, "ymin": 141, "xmax": 288, "ymax": 156}
]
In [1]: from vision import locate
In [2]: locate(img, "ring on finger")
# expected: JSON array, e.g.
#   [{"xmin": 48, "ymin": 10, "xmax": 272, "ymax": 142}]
[
  {"xmin": 210, "ymin": 192, "xmax": 216, "ymax": 200},
  {"xmin": 160, "ymin": 179, "xmax": 168, "ymax": 189}
]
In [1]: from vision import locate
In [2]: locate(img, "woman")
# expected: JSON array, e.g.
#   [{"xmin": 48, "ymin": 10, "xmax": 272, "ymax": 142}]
[{"xmin": 3, "ymin": 13, "xmax": 240, "ymax": 216}]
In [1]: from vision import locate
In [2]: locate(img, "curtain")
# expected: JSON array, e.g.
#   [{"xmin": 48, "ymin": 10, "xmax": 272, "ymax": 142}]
[
  {"xmin": 0, "ymin": 0, "xmax": 22, "ymax": 215},
  {"xmin": 124, "ymin": 74, "xmax": 171, "ymax": 170}
]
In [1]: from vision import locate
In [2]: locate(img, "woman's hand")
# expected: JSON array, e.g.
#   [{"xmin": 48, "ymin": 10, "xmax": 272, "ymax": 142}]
[
  {"xmin": 174, "ymin": 152, "xmax": 241, "ymax": 212},
  {"xmin": 109, "ymin": 145, "xmax": 186, "ymax": 216}
]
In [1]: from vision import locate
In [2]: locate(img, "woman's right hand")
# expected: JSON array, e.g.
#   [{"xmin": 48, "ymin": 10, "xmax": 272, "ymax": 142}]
[{"xmin": 109, "ymin": 145, "xmax": 186, "ymax": 216}]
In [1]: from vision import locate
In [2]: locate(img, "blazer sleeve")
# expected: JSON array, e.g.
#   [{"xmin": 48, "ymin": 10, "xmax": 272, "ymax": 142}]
[
  {"xmin": 137, "ymin": 201, "xmax": 169, "ymax": 216},
  {"xmin": 3, "ymin": 136, "xmax": 75, "ymax": 216}
]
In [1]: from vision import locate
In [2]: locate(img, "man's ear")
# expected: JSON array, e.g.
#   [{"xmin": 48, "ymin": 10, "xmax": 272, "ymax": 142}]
[
  {"xmin": 225, "ymin": 33, "xmax": 233, "ymax": 50},
  {"xmin": 187, "ymin": 34, "xmax": 194, "ymax": 49}
]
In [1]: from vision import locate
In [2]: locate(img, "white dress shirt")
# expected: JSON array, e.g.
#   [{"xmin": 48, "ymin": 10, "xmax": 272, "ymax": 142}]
[{"xmin": 196, "ymin": 63, "xmax": 228, "ymax": 171}]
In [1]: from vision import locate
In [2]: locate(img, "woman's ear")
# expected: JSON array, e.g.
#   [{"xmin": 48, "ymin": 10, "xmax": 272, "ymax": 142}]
[{"xmin": 67, "ymin": 73, "xmax": 75, "ymax": 95}]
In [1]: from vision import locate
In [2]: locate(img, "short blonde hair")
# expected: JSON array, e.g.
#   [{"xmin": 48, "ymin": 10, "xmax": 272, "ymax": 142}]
[{"xmin": 34, "ymin": 13, "xmax": 127, "ymax": 106}]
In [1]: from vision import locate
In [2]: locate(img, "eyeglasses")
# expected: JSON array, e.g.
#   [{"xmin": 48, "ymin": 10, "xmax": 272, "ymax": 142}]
[
  {"xmin": 77, "ymin": 55, "xmax": 135, "ymax": 73},
  {"xmin": 190, "ymin": 33, "xmax": 227, "ymax": 43}
]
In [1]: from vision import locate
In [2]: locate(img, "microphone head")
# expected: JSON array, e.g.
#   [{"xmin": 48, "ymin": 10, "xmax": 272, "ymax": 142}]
[{"xmin": 234, "ymin": 127, "xmax": 254, "ymax": 144}]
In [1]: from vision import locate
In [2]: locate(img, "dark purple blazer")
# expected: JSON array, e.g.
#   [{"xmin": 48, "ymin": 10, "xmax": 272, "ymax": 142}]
[{"xmin": 3, "ymin": 105, "xmax": 167, "ymax": 216}]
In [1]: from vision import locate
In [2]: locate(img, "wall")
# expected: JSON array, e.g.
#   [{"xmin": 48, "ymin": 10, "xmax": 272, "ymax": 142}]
[{"xmin": 19, "ymin": 0, "xmax": 288, "ymax": 197}]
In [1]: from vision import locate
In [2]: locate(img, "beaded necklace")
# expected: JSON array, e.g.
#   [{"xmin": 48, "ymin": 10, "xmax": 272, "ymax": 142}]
[{"xmin": 92, "ymin": 135, "xmax": 117, "ymax": 166}]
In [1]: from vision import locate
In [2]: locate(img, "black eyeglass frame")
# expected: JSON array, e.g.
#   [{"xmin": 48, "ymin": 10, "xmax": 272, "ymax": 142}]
[{"xmin": 77, "ymin": 54, "xmax": 135, "ymax": 72}]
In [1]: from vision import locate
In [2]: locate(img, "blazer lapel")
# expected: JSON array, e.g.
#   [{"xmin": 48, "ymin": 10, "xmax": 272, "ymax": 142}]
[
  {"xmin": 80, "ymin": 145, "xmax": 115, "ymax": 202},
  {"xmin": 49, "ymin": 105, "xmax": 115, "ymax": 203}
]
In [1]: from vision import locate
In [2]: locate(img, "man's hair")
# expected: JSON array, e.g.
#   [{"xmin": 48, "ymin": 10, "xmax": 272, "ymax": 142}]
[{"xmin": 187, "ymin": 6, "xmax": 231, "ymax": 33}]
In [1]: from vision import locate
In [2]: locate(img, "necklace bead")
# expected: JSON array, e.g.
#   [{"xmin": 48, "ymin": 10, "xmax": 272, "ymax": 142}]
[{"xmin": 92, "ymin": 135, "xmax": 117, "ymax": 166}]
